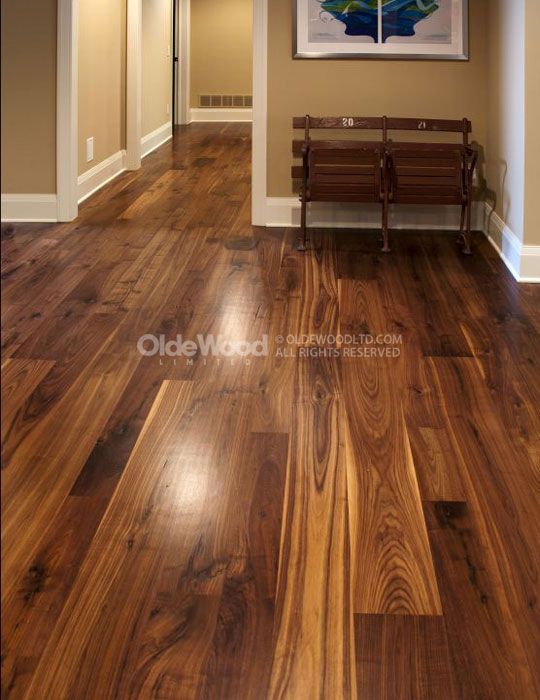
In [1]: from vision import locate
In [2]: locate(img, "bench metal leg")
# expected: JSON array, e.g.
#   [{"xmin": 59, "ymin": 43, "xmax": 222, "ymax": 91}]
[
  {"xmin": 381, "ymin": 200, "xmax": 390, "ymax": 253},
  {"xmin": 463, "ymin": 200, "xmax": 473, "ymax": 255},
  {"xmin": 297, "ymin": 194, "xmax": 308, "ymax": 251},
  {"xmin": 459, "ymin": 203, "xmax": 466, "ymax": 238},
  {"xmin": 457, "ymin": 203, "xmax": 472, "ymax": 254}
]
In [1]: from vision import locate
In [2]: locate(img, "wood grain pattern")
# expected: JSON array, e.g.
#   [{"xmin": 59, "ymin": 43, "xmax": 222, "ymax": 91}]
[
  {"xmin": 355, "ymin": 614, "xmax": 457, "ymax": 699},
  {"xmin": 269, "ymin": 357, "xmax": 356, "ymax": 699},
  {"xmin": 2, "ymin": 124, "xmax": 540, "ymax": 699},
  {"xmin": 1, "ymin": 358, "xmax": 55, "ymax": 448},
  {"xmin": 407, "ymin": 427, "xmax": 465, "ymax": 502},
  {"xmin": 339, "ymin": 279, "xmax": 442, "ymax": 616},
  {"xmin": 424, "ymin": 500, "xmax": 537, "ymax": 699}
]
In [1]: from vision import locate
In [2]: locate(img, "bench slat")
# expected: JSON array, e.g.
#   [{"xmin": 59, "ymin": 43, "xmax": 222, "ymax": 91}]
[
  {"xmin": 310, "ymin": 193, "xmax": 382, "ymax": 202},
  {"xmin": 395, "ymin": 163, "xmax": 460, "ymax": 173},
  {"xmin": 293, "ymin": 139, "xmax": 383, "ymax": 155},
  {"xmin": 313, "ymin": 162, "xmax": 379, "ymax": 171},
  {"xmin": 390, "ymin": 192, "xmax": 462, "ymax": 203},
  {"xmin": 396, "ymin": 176, "xmax": 460, "ymax": 186},
  {"xmin": 315, "ymin": 174, "xmax": 379, "ymax": 184}
]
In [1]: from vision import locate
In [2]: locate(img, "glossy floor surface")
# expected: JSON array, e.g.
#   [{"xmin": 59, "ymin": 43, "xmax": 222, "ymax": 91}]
[{"xmin": 2, "ymin": 124, "xmax": 540, "ymax": 699}]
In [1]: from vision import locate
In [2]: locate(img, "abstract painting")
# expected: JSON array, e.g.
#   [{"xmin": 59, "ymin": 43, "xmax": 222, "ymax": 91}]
[{"xmin": 295, "ymin": 0, "xmax": 468, "ymax": 59}]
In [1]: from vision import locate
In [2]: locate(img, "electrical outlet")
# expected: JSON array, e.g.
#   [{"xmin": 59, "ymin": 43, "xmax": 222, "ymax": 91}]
[
  {"xmin": 166, "ymin": 103, "xmax": 170, "ymax": 115},
  {"xmin": 86, "ymin": 137, "xmax": 94, "ymax": 163}
]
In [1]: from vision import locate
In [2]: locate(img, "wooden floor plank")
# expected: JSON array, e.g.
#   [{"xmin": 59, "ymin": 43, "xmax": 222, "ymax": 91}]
[
  {"xmin": 355, "ymin": 613, "xmax": 458, "ymax": 699},
  {"xmin": 269, "ymin": 357, "xmax": 356, "ymax": 699},
  {"xmin": 424, "ymin": 500, "xmax": 537, "ymax": 699},
  {"xmin": 197, "ymin": 432, "xmax": 288, "ymax": 700},
  {"xmin": 1, "ymin": 358, "xmax": 55, "ymax": 446},
  {"xmin": 407, "ymin": 427, "xmax": 465, "ymax": 502},
  {"xmin": 339, "ymin": 279, "xmax": 442, "ymax": 616},
  {"xmin": 22, "ymin": 380, "xmax": 196, "ymax": 699},
  {"xmin": 1, "ymin": 351, "xmax": 140, "ymax": 605},
  {"xmin": 430, "ymin": 357, "xmax": 540, "ymax": 696}
]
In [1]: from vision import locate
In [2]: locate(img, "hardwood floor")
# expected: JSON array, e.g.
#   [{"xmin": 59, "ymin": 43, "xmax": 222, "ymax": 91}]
[{"xmin": 2, "ymin": 123, "xmax": 540, "ymax": 699}]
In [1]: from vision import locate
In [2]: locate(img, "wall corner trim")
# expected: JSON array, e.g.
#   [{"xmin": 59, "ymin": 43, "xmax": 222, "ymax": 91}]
[
  {"xmin": 482, "ymin": 203, "xmax": 540, "ymax": 283},
  {"xmin": 1, "ymin": 194, "xmax": 59, "ymax": 223},
  {"xmin": 141, "ymin": 122, "xmax": 173, "ymax": 158}
]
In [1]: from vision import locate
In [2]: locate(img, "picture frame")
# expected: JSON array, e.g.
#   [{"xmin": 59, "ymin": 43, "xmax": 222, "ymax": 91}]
[{"xmin": 293, "ymin": 0, "xmax": 469, "ymax": 61}]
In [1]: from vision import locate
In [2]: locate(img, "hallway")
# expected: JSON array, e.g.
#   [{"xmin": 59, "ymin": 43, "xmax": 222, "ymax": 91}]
[{"xmin": 2, "ymin": 124, "xmax": 540, "ymax": 699}]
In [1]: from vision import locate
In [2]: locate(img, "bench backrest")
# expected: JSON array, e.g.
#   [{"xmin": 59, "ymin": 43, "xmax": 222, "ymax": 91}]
[
  {"xmin": 291, "ymin": 116, "xmax": 476, "ymax": 203},
  {"xmin": 293, "ymin": 115, "xmax": 472, "ymax": 145},
  {"xmin": 384, "ymin": 143, "xmax": 467, "ymax": 204},
  {"xmin": 307, "ymin": 143, "xmax": 383, "ymax": 203}
]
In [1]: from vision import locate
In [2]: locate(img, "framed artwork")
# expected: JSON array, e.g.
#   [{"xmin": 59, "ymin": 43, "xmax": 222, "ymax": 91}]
[{"xmin": 294, "ymin": 0, "xmax": 469, "ymax": 60}]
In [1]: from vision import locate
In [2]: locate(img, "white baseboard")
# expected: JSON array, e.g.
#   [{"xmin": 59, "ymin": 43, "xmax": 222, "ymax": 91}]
[
  {"xmin": 189, "ymin": 108, "xmax": 253, "ymax": 123},
  {"xmin": 141, "ymin": 122, "xmax": 173, "ymax": 158},
  {"xmin": 1, "ymin": 194, "xmax": 58, "ymax": 222},
  {"xmin": 78, "ymin": 150, "xmax": 127, "ymax": 204},
  {"xmin": 482, "ymin": 203, "xmax": 540, "ymax": 283},
  {"xmin": 265, "ymin": 197, "xmax": 484, "ymax": 232},
  {"xmin": 79, "ymin": 123, "xmax": 173, "ymax": 204}
]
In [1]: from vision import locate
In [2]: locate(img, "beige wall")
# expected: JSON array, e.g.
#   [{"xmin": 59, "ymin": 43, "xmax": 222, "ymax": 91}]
[
  {"xmin": 190, "ymin": 0, "xmax": 252, "ymax": 108},
  {"xmin": 142, "ymin": 0, "xmax": 172, "ymax": 136},
  {"xmin": 523, "ymin": 0, "xmax": 540, "ymax": 246},
  {"xmin": 78, "ymin": 0, "xmax": 127, "ymax": 176},
  {"xmin": 1, "ymin": 0, "xmax": 57, "ymax": 194},
  {"xmin": 268, "ymin": 0, "xmax": 489, "ymax": 197},
  {"xmin": 485, "ymin": 0, "xmax": 525, "ymax": 242}
]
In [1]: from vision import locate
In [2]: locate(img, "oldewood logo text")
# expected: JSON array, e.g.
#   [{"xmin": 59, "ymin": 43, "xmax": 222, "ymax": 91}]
[{"xmin": 137, "ymin": 334, "xmax": 269, "ymax": 358}]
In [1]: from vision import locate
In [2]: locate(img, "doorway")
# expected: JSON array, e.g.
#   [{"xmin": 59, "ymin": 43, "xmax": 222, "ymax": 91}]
[{"xmin": 56, "ymin": 0, "xmax": 267, "ymax": 223}]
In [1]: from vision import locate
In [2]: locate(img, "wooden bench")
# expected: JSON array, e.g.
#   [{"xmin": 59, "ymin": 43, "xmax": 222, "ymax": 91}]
[{"xmin": 292, "ymin": 115, "xmax": 478, "ymax": 254}]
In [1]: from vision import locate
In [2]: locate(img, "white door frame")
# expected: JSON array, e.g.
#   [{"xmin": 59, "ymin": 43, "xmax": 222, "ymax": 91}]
[
  {"xmin": 251, "ymin": 0, "xmax": 267, "ymax": 226},
  {"xmin": 56, "ymin": 0, "xmax": 267, "ymax": 224},
  {"xmin": 126, "ymin": 0, "xmax": 143, "ymax": 170},
  {"xmin": 175, "ymin": 0, "xmax": 191, "ymax": 125},
  {"xmin": 56, "ymin": 0, "xmax": 78, "ymax": 221}
]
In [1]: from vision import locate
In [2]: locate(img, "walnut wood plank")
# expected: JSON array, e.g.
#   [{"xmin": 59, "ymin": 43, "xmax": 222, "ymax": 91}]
[
  {"xmin": 407, "ymin": 427, "xmax": 465, "ymax": 502},
  {"xmin": 269, "ymin": 357, "xmax": 356, "ymax": 699},
  {"xmin": 425, "ymin": 500, "xmax": 537, "ymax": 699},
  {"xmin": 429, "ymin": 357, "xmax": 540, "ymax": 695},
  {"xmin": 339, "ymin": 279, "xmax": 442, "ymax": 615},
  {"xmin": 197, "ymin": 432, "xmax": 288, "ymax": 699},
  {"xmin": 355, "ymin": 614, "xmax": 458, "ymax": 699},
  {"xmin": 1, "ymin": 351, "xmax": 141, "ymax": 606},
  {"xmin": 1, "ymin": 358, "xmax": 55, "ymax": 447},
  {"xmin": 22, "ymin": 380, "xmax": 197, "ymax": 699}
]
